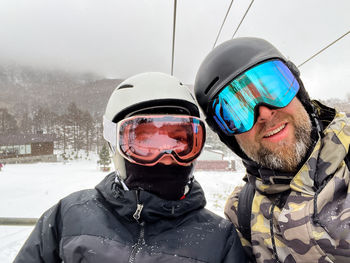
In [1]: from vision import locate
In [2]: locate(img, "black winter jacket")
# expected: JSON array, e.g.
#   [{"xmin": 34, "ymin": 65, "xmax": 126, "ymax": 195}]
[{"xmin": 14, "ymin": 172, "xmax": 246, "ymax": 262}]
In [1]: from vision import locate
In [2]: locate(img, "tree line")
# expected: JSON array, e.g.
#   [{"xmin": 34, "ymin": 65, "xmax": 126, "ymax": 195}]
[
  {"xmin": 0, "ymin": 101, "xmax": 230, "ymax": 159},
  {"xmin": 0, "ymin": 103, "xmax": 105, "ymax": 158},
  {"xmin": 1, "ymin": 96, "xmax": 349, "ymax": 161}
]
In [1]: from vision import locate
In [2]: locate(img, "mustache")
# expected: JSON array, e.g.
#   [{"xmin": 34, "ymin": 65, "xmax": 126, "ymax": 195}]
[{"xmin": 256, "ymin": 116, "xmax": 290, "ymax": 138}]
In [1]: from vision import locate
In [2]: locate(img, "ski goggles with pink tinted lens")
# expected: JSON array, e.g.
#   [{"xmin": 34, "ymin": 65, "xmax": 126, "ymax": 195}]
[
  {"xmin": 103, "ymin": 115, "xmax": 205, "ymax": 166},
  {"xmin": 210, "ymin": 59, "xmax": 300, "ymax": 135}
]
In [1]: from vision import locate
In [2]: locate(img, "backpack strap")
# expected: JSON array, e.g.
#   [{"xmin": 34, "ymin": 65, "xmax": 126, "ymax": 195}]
[
  {"xmin": 345, "ymin": 147, "xmax": 350, "ymax": 171},
  {"xmin": 238, "ymin": 183, "xmax": 255, "ymax": 243}
]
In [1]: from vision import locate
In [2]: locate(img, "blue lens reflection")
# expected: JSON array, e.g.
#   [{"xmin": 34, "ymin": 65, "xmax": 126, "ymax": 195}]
[{"xmin": 212, "ymin": 60, "xmax": 299, "ymax": 135}]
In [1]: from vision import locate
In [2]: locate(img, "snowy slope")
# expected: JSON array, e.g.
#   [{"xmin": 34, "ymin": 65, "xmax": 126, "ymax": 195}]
[{"xmin": 0, "ymin": 160, "xmax": 245, "ymax": 262}]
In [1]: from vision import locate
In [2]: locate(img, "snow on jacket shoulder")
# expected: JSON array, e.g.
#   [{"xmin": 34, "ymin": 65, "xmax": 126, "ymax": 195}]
[
  {"xmin": 225, "ymin": 102, "xmax": 350, "ymax": 263},
  {"xmin": 14, "ymin": 172, "xmax": 247, "ymax": 263}
]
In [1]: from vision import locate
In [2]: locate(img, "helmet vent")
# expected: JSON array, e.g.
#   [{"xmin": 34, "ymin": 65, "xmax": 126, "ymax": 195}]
[
  {"xmin": 118, "ymin": 84, "xmax": 134, "ymax": 90},
  {"xmin": 204, "ymin": 77, "xmax": 219, "ymax": 95}
]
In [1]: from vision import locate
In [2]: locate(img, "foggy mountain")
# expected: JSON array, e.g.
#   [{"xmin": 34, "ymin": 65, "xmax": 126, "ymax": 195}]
[
  {"xmin": 1, "ymin": 63, "xmax": 348, "ymax": 119},
  {"xmin": 0, "ymin": 64, "xmax": 122, "ymax": 117}
]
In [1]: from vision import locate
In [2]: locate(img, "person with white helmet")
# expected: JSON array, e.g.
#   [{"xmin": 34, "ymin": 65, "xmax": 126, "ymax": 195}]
[{"xmin": 14, "ymin": 72, "xmax": 247, "ymax": 263}]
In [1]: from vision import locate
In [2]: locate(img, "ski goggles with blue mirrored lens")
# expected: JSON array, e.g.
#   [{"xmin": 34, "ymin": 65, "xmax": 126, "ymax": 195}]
[{"xmin": 210, "ymin": 59, "xmax": 300, "ymax": 135}]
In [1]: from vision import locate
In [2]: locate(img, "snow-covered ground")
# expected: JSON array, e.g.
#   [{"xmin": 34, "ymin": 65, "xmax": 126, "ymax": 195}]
[{"xmin": 0, "ymin": 159, "xmax": 245, "ymax": 262}]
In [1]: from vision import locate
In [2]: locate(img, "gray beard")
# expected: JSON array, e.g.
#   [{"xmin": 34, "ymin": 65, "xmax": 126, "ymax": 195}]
[{"xmin": 247, "ymin": 121, "xmax": 312, "ymax": 172}]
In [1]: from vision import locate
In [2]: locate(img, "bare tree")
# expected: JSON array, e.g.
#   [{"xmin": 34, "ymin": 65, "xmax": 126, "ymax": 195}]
[
  {"xmin": 0, "ymin": 108, "xmax": 19, "ymax": 135},
  {"xmin": 81, "ymin": 111, "xmax": 94, "ymax": 152}
]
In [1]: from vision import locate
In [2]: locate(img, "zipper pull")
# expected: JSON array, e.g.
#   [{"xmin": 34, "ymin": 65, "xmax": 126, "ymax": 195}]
[
  {"xmin": 133, "ymin": 190, "xmax": 144, "ymax": 223},
  {"xmin": 133, "ymin": 203, "xmax": 144, "ymax": 222}
]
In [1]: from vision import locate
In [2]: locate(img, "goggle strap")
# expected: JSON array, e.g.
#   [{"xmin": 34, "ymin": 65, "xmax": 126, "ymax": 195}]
[
  {"xmin": 205, "ymin": 116, "xmax": 222, "ymax": 135},
  {"xmin": 103, "ymin": 116, "xmax": 117, "ymax": 149}
]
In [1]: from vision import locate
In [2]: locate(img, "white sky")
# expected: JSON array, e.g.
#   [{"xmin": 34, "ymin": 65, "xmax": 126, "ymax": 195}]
[{"xmin": 0, "ymin": 0, "xmax": 349, "ymax": 100}]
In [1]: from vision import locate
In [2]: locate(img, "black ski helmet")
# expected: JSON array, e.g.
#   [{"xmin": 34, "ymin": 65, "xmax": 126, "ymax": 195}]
[{"xmin": 194, "ymin": 37, "xmax": 312, "ymax": 158}]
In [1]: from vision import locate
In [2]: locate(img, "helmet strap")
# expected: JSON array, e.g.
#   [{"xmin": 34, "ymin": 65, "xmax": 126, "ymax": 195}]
[
  {"xmin": 112, "ymin": 153, "xmax": 127, "ymax": 180},
  {"xmin": 114, "ymin": 170, "xmax": 129, "ymax": 190}
]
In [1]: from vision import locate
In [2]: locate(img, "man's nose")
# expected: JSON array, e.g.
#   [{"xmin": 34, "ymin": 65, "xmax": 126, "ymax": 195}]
[{"xmin": 256, "ymin": 105, "xmax": 276, "ymax": 123}]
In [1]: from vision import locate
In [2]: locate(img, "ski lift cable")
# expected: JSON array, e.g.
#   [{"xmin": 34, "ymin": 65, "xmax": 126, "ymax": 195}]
[
  {"xmin": 213, "ymin": 0, "xmax": 235, "ymax": 50},
  {"xmin": 298, "ymin": 30, "xmax": 350, "ymax": 68},
  {"xmin": 171, "ymin": 0, "xmax": 177, "ymax": 76},
  {"xmin": 231, "ymin": 0, "xmax": 255, "ymax": 39}
]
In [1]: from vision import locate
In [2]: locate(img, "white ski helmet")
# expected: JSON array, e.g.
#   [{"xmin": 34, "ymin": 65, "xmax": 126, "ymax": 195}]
[{"xmin": 103, "ymin": 72, "xmax": 201, "ymax": 179}]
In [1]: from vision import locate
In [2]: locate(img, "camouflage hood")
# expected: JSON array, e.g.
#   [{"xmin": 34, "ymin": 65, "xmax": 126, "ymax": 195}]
[{"xmin": 225, "ymin": 102, "xmax": 350, "ymax": 262}]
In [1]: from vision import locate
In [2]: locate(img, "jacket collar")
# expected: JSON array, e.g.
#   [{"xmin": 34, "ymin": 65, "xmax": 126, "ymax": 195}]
[
  {"xmin": 95, "ymin": 172, "xmax": 206, "ymax": 223},
  {"xmin": 290, "ymin": 109, "xmax": 350, "ymax": 195}
]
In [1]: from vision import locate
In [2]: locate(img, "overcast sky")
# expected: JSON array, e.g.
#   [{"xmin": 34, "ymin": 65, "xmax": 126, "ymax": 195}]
[{"xmin": 0, "ymin": 0, "xmax": 349, "ymax": 100}]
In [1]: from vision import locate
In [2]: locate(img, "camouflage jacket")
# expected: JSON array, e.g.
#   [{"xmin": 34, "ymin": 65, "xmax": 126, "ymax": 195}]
[{"xmin": 225, "ymin": 104, "xmax": 350, "ymax": 263}]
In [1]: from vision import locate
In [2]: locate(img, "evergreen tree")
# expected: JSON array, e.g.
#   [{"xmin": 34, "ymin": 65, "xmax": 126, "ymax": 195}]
[{"xmin": 98, "ymin": 144, "xmax": 111, "ymax": 171}]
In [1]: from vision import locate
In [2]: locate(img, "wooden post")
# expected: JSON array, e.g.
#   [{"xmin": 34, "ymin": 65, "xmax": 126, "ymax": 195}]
[{"xmin": 0, "ymin": 217, "xmax": 38, "ymax": 226}]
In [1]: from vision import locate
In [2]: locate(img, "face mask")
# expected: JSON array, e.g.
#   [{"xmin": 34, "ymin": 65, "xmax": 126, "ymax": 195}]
[{"xmin": 124, "ymin": 161, "xmax": 194, "ymax": 200}]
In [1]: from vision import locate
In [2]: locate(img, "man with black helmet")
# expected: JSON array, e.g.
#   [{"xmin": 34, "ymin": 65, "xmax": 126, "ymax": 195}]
[
  {"xmin": 194, "ymin": 37, "xmax": 350, "ymax": 262},
  {"xmin": 14, "ymin": 72, "xmax": 246, "ymax": 263}
]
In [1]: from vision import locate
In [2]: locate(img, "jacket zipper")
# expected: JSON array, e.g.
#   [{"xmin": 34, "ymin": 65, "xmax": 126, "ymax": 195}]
[
  {"xmin": 128, "ymin": 190, "xmax": 145, "ymax": 263},
  {"xmin": 269, "ymin": 198, "xmax": 281, "ymax": 263}
]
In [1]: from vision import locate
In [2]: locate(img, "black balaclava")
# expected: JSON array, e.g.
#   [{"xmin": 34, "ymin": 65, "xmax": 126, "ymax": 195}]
[{"xmin": 124, "ymin": 161, "xmax": 194, "ymax": 200}]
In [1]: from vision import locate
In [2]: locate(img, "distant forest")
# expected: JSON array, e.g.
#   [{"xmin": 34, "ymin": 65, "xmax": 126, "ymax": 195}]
[
  {"xmin": 0, "ymin": 64, "xmax": 123, "ymax": 156},
  {"xmin": 1, "ymin": 64, "xmax": 349, "ymax": 157}
]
